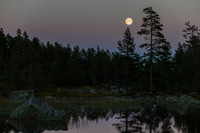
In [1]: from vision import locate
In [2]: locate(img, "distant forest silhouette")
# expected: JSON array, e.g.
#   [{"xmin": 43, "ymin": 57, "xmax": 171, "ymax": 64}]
[{"xmin": 0, "ymin": 7, "xmax": 200, "ymax": 94}]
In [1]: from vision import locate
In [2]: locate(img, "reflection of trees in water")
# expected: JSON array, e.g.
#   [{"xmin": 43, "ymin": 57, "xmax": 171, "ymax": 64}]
[
  {"xmin": 113, "ymin": 106, "xmax": 174, "ymax": 133},
  {"xmin": 142, "ymin": 105, "xmax": 174, "ymax": 133},
  {"xmin": 9, "ymin": 120, "xmax": 68, "ymax": 133},
  {"xmin": 0, "ymin": 119, "xmax": 69, "ymax": 133},
  {"xmin": 113, "ymin": 110, "xmax": 143, "ymax": 133},
  {"xmin": 66, "ymin": 107, "xmax": 115, "ymax": 129},
  {"xmin": 0, "ymin": 117, "xmax": 18, "ymax": 133},
  {"xmin": 66, "ymin": 105, "xmax": 116, "ymax": 122},
  {"xmin": 173, "ymin": 108, "xmax": 200, "ymax": 133},
  {"xmin": 1, "ymin": 106, "xmax": 200, "ymax": 133}
]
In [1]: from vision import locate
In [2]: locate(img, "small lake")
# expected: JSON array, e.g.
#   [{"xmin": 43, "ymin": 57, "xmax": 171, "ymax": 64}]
[{"xmin": 0, "ymin": 106, "xmax": 200, "ymax": 133}]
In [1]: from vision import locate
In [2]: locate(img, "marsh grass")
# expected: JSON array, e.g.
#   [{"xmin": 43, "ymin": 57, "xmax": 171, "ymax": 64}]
[
  {"xmin": 0, "ymin": 98, "xmax": 23, "ymax": 112},
  {"xmin": 45, "ymin": 97, "xmax": 140, "ymax": 113},
  {"xmin": 1, "ymin": 94, "xmax": 199, "ymax": 115},
  {"xmin": 0, "ymin": 96, "xmax": 140, "ymax": 113}
]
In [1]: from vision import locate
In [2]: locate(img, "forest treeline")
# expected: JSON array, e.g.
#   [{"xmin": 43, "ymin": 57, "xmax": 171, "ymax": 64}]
[{"xmin": 0, "ymin": 7, "xmax": 200, "ymax": 94}]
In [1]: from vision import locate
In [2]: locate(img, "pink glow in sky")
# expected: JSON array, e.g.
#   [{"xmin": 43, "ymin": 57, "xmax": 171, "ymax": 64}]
[{"xmin": 0, "ymin": 0, "xmax": 200, "ymax": 53}]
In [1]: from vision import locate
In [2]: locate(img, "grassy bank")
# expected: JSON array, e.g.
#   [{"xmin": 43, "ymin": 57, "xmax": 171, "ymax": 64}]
[
  {"xmin": 0, "ymin": 98, "xmax": 23, "ymax": 112},
  {"xmin": 0, "ymin": 97, "xmax": 140, "ymax": 113},
  {"xmin": 1, "ymin": 92, "xmax": 200, "ymax": 115}
]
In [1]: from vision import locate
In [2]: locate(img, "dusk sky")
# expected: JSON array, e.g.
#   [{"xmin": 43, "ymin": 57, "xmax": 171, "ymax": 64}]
[{"xmin": 0, "ymin": 0, "xmax": 200, "ymax": 53}]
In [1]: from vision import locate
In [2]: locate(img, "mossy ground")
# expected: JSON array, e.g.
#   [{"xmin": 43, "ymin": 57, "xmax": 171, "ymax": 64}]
[
  {"xmin": 0, "ymin": 97, "xmax": 140, "ymax": 113},
  {"xmin": 0, "ymin": 97, "xmax": 23, "ymax": 112},
  {"xmin": 1, "ymin": 92, "xmax": 200, "ymax": 114}
]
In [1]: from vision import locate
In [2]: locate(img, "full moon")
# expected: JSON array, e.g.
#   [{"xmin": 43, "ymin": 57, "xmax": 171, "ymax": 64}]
[{"xmin": 125, "ymin": 18, "xmax": 133, "ymax": 25}]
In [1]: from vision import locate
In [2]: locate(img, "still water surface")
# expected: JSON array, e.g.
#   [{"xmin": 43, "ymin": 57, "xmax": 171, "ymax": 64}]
[
  {"xmin": 43, "ymin": 116, "xmax": 181, "ymax": 133},
  {"xmin": 1, "ymin": 106, "xmax": 200, "ymax": 133}
]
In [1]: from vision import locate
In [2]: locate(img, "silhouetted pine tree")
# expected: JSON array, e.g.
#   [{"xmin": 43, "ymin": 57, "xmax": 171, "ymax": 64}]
[
  {"xmin": 173, "ymin": 43, "xmax": 185, "ymax": 90},
  {"xmin": 117, "ymin": 27, "xmax": 136, "ymax": 92},
  {"xmin": 0, "ymin": 28, "xmax": 7, "ymax": 90},
  {"xmin": 137, "ymin": 7, "xmax": 170, "ymax": 91},
  {"xmin": 182, "ymin": 22, "xmax": 200, "ymax": 91}
]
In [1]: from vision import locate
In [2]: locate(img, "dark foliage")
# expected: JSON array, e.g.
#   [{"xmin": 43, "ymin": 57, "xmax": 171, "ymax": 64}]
[{"xmin": 0, "ymin": 8, "xmax": 200, "ymax": 94}]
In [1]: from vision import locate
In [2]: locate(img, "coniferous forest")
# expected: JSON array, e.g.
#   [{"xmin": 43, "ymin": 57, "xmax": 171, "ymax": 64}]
[{"xmin": 0, "ymin": 7, "xmax": 200, "ymax": 95}]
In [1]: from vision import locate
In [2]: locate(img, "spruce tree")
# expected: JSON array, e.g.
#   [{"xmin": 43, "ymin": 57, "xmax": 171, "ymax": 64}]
[
  {"xmin": 117, "ymin": 27, "xmax": 136, "ymax": 93},
  {"xmin": 173, "ymin": 43, "xmax": 185, "ymax": 89},
  {"xmin": 117, "ymin": 27, "xmax": 135, "ymax": 57},
  {"xmin": 0, "ymin": 28, "xmax": 7, "ymax": 89},
  {"xmin": 182, "ymin": 22, "xmax": 200, "ymax": 91},
  {"xmin": 137, "ymin": 7, "xmax": 170, "ymax": 91}
]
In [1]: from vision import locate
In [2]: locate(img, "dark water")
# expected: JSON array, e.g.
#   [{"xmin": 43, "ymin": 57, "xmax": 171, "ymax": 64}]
[{"xmin": 0, "ymin": 106, "xmax": 200, "ymax": 133}]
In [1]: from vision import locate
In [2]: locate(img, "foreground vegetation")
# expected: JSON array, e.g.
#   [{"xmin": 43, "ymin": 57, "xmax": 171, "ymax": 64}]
[
  {"xmin": 0, "ymin": 97, "xmax": 140, "ymax": 113},
  {"xmin": 1, "ymin": 96, "xmax": 200, "ymax": 133},
  {"xmin": 1, "ymin": 91, "xmax": 200, "ymax": 114},
  {"xmin": 0, "ymin": 89, "xmax": 200, "ymax": 132}
]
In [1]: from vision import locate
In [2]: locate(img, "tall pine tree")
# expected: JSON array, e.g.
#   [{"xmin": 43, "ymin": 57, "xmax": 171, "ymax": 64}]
[{"xmin": 137, "ymin": 7, "xmax": 170, "ymax": 91}]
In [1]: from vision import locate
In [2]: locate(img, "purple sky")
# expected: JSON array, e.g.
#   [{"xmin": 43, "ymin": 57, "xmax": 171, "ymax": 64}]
[{"xmin": 0, "ymin": 0, "xmax": 200, "ymax": 53}]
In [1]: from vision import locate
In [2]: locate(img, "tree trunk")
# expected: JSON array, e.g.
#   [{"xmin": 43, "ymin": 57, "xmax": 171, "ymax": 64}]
[
  {"xmin": 126, "ymin": 44, "xmax": 129, "ymax": 94},
  {"xmin": 150, "ymin": 12, "xmax": 153, "ymax": 91},
  {"xmin": 150, "ymin": 63, "xmax": 152, "ymax": 90},
  {"xmin": 47, "ymin": 54, "xmax": 49, "ymax": 74},
  {"xmin": 126, "ymin": 58, "xmax": 128, "ymax": 94},
  {"xmin": 93, "ymin": 74, "xmax": 96, "ymax": 87},
  {"xmin": 125, "ymin": 113, "xmax": 128, "ymax": 133},
  {"xmin": 114, "ymin": 67, "xmax": 117, "ymax": 85},
  {"xmin": 29, "ymin": 59, "xmax": 32, "ymax": 90}
]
